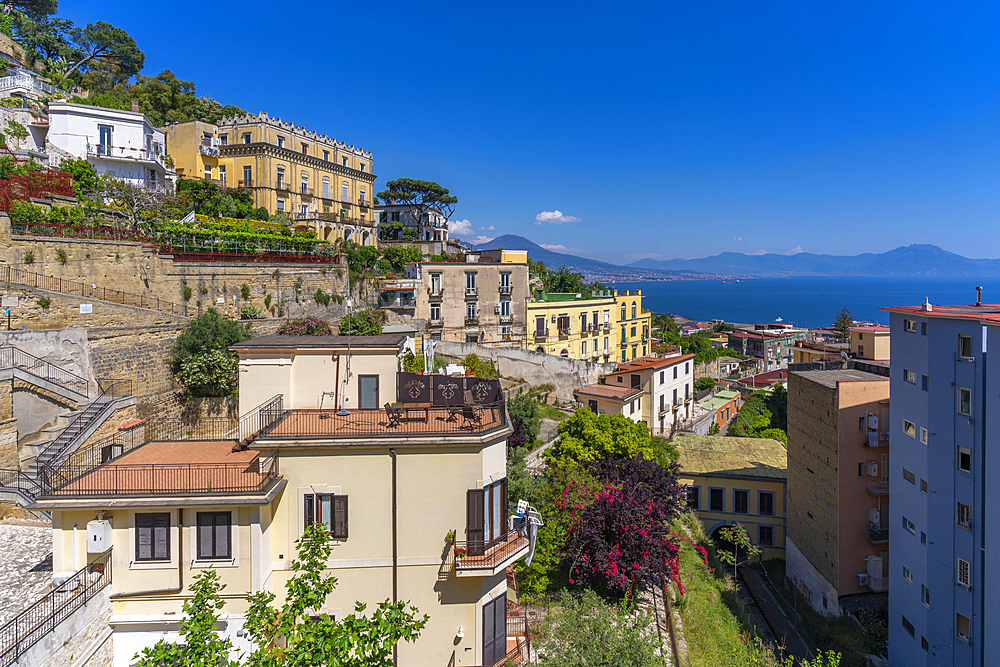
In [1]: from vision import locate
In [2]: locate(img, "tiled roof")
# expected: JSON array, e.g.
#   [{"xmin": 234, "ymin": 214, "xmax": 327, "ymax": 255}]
[
  {"xmin": 609, "ymin": 354, "xmax": 695, "ymax": 375},
  {"xmin": 575, "ymin": 384, "xmax": 643, "ymax": 402},
  {"xmin": 230, "ymin": 334, "xmax": 406, "ymax": 350},
  {"xmin": 790, "ymin": 368, "xmax": 889, "ymax": 389},
  {"xmin": 739, "ymin": 369, "xmax": 788, "ymax": 385},
  {"xmin": 850, "ymin": 325, "xmax": 889, "ymax": 332},
  {"xmin": 674, "ymin": 433, "xmax": 787, "ymax": 480},
  {"xmin": 881, "ymin": 304, "xmax": 1000, "ymax": 324}
]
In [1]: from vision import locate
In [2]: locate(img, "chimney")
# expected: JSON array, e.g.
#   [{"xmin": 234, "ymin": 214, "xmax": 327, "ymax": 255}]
[
  {"xmin": 976, "ymin": 286, "xmax": 982, "ymax": 307},
  {"xmin": 130, "ymin": 100, "xmax": 139, "ymax": 113},
  {"xmin": 921, "ymin": 297, "xmax": 933, "ymax": 312}
]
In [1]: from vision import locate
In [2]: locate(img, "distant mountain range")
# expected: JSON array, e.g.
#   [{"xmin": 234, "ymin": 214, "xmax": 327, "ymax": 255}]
[
  {"xmin": 472, "ymin": 235, "xmax": 717, "ymax": 282},
  {"xmin": 628, "ymin": 244, "xmax": 1000, "ymax": 277}
]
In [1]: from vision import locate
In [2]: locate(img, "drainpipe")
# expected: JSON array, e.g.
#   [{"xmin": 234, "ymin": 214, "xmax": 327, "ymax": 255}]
[
  {"xmin": 979, "ymin": 325, "xmax": 987, "ymax": 667},
  {"xmin": 389, "ymin": 448, "xmax": 398, "ymax": 667},
  {"xmin": 110, "ymin": 507, "xmax": 183, "ymax": 599},
  {"xmin": 73, "ymin": 523, "xmax": 79, "ymax": 572}
]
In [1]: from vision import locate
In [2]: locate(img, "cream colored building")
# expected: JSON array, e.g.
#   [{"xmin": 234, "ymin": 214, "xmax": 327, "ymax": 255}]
[
  {"xmin": 388, "ymin": 249, "xmax": 531, "ymax": 346},
  {"xmin": 32, "ymin": 334, "xmax": 535, "ymax": 667},
  {"xmin": 163, "ymin": 114, "xmax": 378, "ymax": 245},
  {"xmin": 850, "ymin": 325, "xmax": 890, "ymax": 361}
]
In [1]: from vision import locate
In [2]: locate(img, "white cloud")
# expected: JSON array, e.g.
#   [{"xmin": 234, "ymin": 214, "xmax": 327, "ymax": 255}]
[
  {"xmin": 540, "ymin": 243, "xmax": 583, "ymax": 253},
  {"xmin": 785, "ymin": 245, "xmax": 803, "ymax": 255},
  {"xmin": 536, "ymin": 210, "xmax": 581, "ymax": 224},
  {"xmin": 469, "ymin": 235, "xmax": 494, "ymax": 245},
  {"xmin": 750, "ymin": 249, "xmax": 767, "ymax": 256},
  {"xmin": 488, "ymin": 226, "xmax": 494, "ymax": 231},
  {"xmin": 449, "ymin": 218, "xmax": 473, "ymax": 236},
  {"xmin": 533, "ymin": 222, "xmax": 542, "ymax": 226},
  {"xmin": 622, "ymin": 252, "xmax": 663, "ymax": 261},
  {"xmin": 732, "ymin": 237, "xmax": 744, "ymax": 243}
]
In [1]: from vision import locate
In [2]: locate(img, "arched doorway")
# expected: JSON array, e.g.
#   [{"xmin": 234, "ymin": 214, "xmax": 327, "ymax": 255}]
[
  {"xmin": 535, "ymin": 346, "xmax": 545, "ymax": 354},
  {"xmin": 362, "ymin": 230, "xmax": 371, "ymax": 246},
  {"xmin": 560, "ymin": 349, "xmax": 569, "ymax": 358}
]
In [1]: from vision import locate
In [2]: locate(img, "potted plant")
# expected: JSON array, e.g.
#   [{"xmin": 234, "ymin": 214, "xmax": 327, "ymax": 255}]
[
  {"xmin": 446, "ymin": 529, "xmax": 456, "ymax": 545},
  {"xmin": 453, "ymin": 545, "xmax": 466, "ymax": 560}
]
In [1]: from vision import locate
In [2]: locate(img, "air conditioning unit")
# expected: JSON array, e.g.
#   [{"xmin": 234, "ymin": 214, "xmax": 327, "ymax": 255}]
[
  {"xmin": 869, "ymin": 508, "xmax": 880, "ymax": 525},
  {"xmin": 495, "ymin": 307, "xmax": 500, "ymax": 314},
  {"xmin": 856, "ymin": 573, "xmax": 869, "ymax": 587},
  {"xmin": 867, "ymin": 461, "xmax": 879, "ymax": 477},
  {"xmin": 87, "ymin": 519, "xmax": 112, "ymax": 553}
]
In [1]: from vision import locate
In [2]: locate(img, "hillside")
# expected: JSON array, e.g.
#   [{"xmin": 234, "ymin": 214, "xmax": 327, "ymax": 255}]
[
  {"xmin": 628, "ymin": 244, "xmax": 1000, "ymax": 277},
  {"xmin": 473, "ymin": 235, "xmax": 715, "ymax": 282}
]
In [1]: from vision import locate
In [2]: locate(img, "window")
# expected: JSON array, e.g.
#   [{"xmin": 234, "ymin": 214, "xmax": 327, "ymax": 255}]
[
  {"xmin": 758, "ymin": 491, "xmax": 774, "ymax": 516},
  {"xmin": 685, "ymin": 486, "xmax": 700, "ymax": 510},
  {"xmin": 631, "ymin": 325, "xmax": 636, "ymax": 338},
  {"xmin": 921, "ymin": 584, "xmax": 930, "ymax": 607},
  {"xmin": 957, "ymin": 613, "xmax": 970, "ymax": 643},
  {"xmin": 958, "ymin": 446, "xmax": 971, "ymax": 472},
  {"xmin": 904, "ymin": 369, "xmax": 916, "ymax": 384},
  {"xmin": 342, "ymin": 181, "xmax": 349, "ymax": 201},
  {"xmin": 276, "ymin": 199, "xmax": 286, "ymax": 212},
  {"xmin": 242, "ymin": 132, "xmax": 251, "ymax": 144},
  {"xmin": 902, "ymin": 616, "xmax": 915, "ymax": 638},
  {"xmin": 581, "ymin": 340, "xmax": 587, "ymax": 356},
  {"xmin": 685, "ymin": 362, "xmax": 690, "ymax": 375},
  {"xmin": 219, "ymin": 134, "xmax": 228, "ymax": 146},
  {"xmin": 360, "ymin": 163, "xmax": 366, "ymax": 172},
  {"xmin": 301, "ymin": 142, "xmax": 308, "ymax": 155},
  {"xmin": 621, "ymin": 306, "xmax": 626, "ymax": 322},
  {"xmin": 342, "ymin": 157, "xmax": 348, "ymax": 167},
  {"xmin": 659, "ymin": 371, "xmax": 664, "ymax": 385},
  {"xmin": 204, "ymin": 164, "xmax": 212, "ymax": 179},
  {"xmin": 903, "ymin": 566, "xmax": 913, "ymax": 583},
  {"xmin": 301, "ymin": 175, "xmax": 309, "ymax": 194},
  {"xmin": 629, "ymin": 400, "xmax": 636, "ymax": 415},
  {"xmin": 466, "ymin": 302, "xmax": 477, "ymax": 319},
  {"xmin": 196, "ymin": 512, "xmax": 231, "ymax": 560},
  {"xmin": 98, "ymin": 124, "xmax": 113, "ymax": 151},
  {"xmin": 218, "ymin": 165, "xmax": 226, "ymax": 186},
  {"xmin": 921, "ymin": 637, "xmax": 929, "ymax": 652},
  {"xmin": 631, "ymin": 374, "xmax": 641, "ymax": 389},
  {"xmin": 858, "ymin": 416, "xmax": 865, "ymax": 432},
  {"xmin": 921, "ymin": 322, "xmax": 927, "ymax": 335},
  {"xmin": 858, "ymin": 462, "xmax": 864, "ymax": 478},
  {"xmin": 903, "ymin": 516, "xmax": 915, "ymax": 534},
  {"xmin": 958, "ymin": 387, "xmax": 971, "ymax": 416},
  {"xmin": 500, "ymin": 300, "xmax": 511, "ymax": 316},
  {"xmin": 734, "ymin": 490, "xmax": 748, "ymax": 514},
  {"xmin": 903, "ymin": 419, "xmax": 916, "ymax": 438},
  {"xmin": 276, "ymin": 166, "xmax": 285, "ymax": 189},
  {"xmin": 958, "ymin": 502, "xmax": 971, "ymax": 529},
  {"xmin": 603, "ymin": 336, "xmax": 609, "ymax": 353},
  {"xmin": 242, "ymin": 165, "xmax": 252, "ymax": 186},
  {"xmin": 430, "ymin": 273, "xmax": 441, "ymax": 295},
  {"xmin": 958, "ymin": 334, "xmax": 973, "ymax": 359},
  {"xmin": 276, "ymin": 135, "xmax": 285, "ymax": 149},
  {"xmin": 304, "ymin": 493, "xmax": 349, "ymax": 539},
  {"xmin": 920, "ymin": 427, "xmax": 927, "ymax": 444},
  {"xmin": 300, "ymin": 204, "xmax": 308, "ymax": 216},
  {"xmin": 758, "ymin": 526, "xmax": 774, "ymax": 546},
  {"xmin": 136, "ymin": 513, "xmax": 170, "ymax": 561},
  {"xmin": 430, "ymin": 304, "xmax": 441, "ymax": 321},
  {"xmin": 709, "ymin": 488, "xmax": 724, "ymax": 511},
  {"xmin": 903, "ymin": 468, "xmax": 915, "ymax": 485},
  {"xmin": 622, "ymin": 349, "xmax": 627, "ymax": 363},
  {"xmin": 920, "ymin": 478, "xmax": 927, "ymax": 493},
  {"xmin": 631, "ymin": 303, "xmax": 636, "ymax": 319},
  {"xmin": 857, "ymin": 332, "xmax": 864, "ymax": 340},
  {"xmin": 323, "ymin": 178, "xmax": 330, "ymax": 197},
  {"xmin": 323, "ymin": 150, "xmax": 330, "ymax": 161},
  {"xmin": 904, "ymin": 319, "xmax": 916, "ymax": 333},
  {"xmin": 921, "ymin": 531, "xmax": 926, "ymax": 544},
  {"xmin": 673, "ymin": 367, "xmax": 678, "ymax": 380},
  {"xmin": 921, "ymin": 375, "xmax": 928, "ymax": 391},
  {"xmin": 957, "ymin": 558, "xmax": 971, "ymax": 587}
]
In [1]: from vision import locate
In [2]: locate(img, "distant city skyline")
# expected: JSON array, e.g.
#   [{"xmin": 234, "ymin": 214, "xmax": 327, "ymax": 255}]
[{"xmin": 59, "ymin": 1, "xmax": 1000, "ymax": 263}]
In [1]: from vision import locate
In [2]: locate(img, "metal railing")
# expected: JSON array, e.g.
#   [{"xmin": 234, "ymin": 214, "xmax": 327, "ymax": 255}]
[
  {"xmin": 11, "ymin": 221, "xmax": 151, "ymax": 243},
  {"xmin": 867, "ymin": 523, "xmax": 888, "ymax": 543},
  {"xmin": 499, "ymin": 284, "xmax": 513, "ymax": 295},
  {"xmin": 465, "ymin": 316, "xmax": 479, "ymax": 326},
  {"xmin": 45, "ymin": 454, "xmax": 278, "ymax": 497},
  {"xmin": 0, "ymin": 345, "xmax": 90, "ymax": 397},
  {"xmin": 465, "ymin": 287, "xmax": 478, "ymax": 297},
  {"xmin": 0, "ymin": 265, "xmax": 187, "ymax": 316},
  {"xmin": 0, "ymin": 469, "xmax": 46, "ymax": 499},
  {"xmin": 264, "ymin": 401, "xmax": 507, "ymax": 440},
  {"xmin": 0, "ymin": 548, "xmax": 112, "ymax": 667},
  {"xmin": 454, "ymin": 526, "xmax": 528, "ymax": 570},
  {"xmin": 238, "ymin": 179, "xmax": 253, "ymax": 188}
]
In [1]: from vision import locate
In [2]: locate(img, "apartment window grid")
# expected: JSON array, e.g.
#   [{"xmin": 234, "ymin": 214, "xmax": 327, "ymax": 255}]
[
  {"xmin": 957, "ymin": 558, "xmax": 971, "ymax": 587},
  {"xmin": 685, "ymin": 486, "xmax": 700, "ymax": 510},
  {"xmin": 758, "ymin": 491, "xmax": 774, "ymax": 516},
  {"xmin": 196, "ymin": 512, "xmax": 231, "ymax": 560},
  {"xmin": 957, "ymin": 502, "xmax": 971, "ymax": 529},
  {"xmin": 136, "ymin": 513, "xmax": 170, "ymax": 562},
  {"xmin": 734, "ymin": 489, "xmax": 749, "ymax": 514},
  {"xmin": 709, "ymin": 487, "xmax": 724, "ymax": 512}
]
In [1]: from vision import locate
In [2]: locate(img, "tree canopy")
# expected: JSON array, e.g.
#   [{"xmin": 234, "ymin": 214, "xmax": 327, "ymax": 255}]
[
  {"xmin": 546, "ymin": 409, "xmax": 677, "ymax": 468},
  {"xmin": 375, "ymin": 178, "xmax": 457, "ymax": 221},
  {"xmin": 338, "ymin": 310, "xmax": 384, "ymax": 336},
  {"xmin": 63, "ymin": 21, "xmax": 143, "ymax": 81},
  {"xmin": 3, "ymin": 0, "xmax": 58, "ymax": 21},
  {"xmin": 832, "ymin": 307, "xmax": 854, "ymax": 342}
]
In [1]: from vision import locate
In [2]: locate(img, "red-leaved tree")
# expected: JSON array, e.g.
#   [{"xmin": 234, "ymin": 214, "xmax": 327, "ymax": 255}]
[{"xmin": 561, "ymin": 455, "xmax": 685, "ymax": 598}]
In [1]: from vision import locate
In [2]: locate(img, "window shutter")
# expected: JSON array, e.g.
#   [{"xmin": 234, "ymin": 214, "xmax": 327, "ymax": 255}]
[
  {"xmin": 333, "ymin": 496, "xmax": 349, "ymax": 539},
  {"xmin": 215, "ymin": 513, "xmax": 230, "ymax": 559},
  {"xmin": 467, "ymin": 489, "xmax": 485, "ymax": 555},
  {"xmin": 137, "ymin": 515, "xmax": 152, "ymax": 560},
  {"xmin": 304, "ymin": 494, "xmax": 315, "ymax": 528},
  {"xmin": 153, "ymin": 514, "xmax": 169, "ymax": 560},
  {"xmin": 198, "ymin": 513, "xmax": 213, "ymax": 559},
  {"xmin": 500, "ymin": 479, "xmax": 508, "ymax": 528}
]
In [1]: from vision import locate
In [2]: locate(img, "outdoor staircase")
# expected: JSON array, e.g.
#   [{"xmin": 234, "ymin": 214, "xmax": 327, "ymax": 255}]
[{"xmin": 23, "ymin": 394, "xmax": 118, "ymax": 481}]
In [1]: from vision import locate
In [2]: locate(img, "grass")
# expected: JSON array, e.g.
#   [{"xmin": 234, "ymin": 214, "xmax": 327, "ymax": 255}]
[
  {"xmin": 755, "ymin": 559, "xmax": 884, "ymax": 667},
  {"xmin": 535, "ymin": 400, "xmax": 570, "ymax": 421},
  {"xmin": 672, "ymin": 515, "xmax": 770, "ymax": 667}
]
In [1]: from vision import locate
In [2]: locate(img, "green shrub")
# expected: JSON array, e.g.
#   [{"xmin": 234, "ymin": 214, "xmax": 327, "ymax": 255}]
[
  {"xmin": 240, "ymin": 283, "xmax": 251, "ymax": 300},
  {"xmin": 170, "ymin": 309, "xmax": 252, "ymax": 397},
  {"xmin": 182, "ymin": 286, "xmax": 192, "ymax": 301},
  {"xmin": 314, "ymin": 288, "xmax": 331, "ymax": 306},
  {"xmin": 240, "ymin": 303, "xmax": 261, "ymax": 320},
  {"xmin": 264, "ymin": 293, "xmax": 273, "ymax": 310},
  {"xmin": 22, "ymin": 250, "xmax": 33, "ymax": 264},
  {"xmin": 55, "ymin": 248, "xmax": 67, "ymax": 265},
  {"xmin": 37, "ymin": 297, "xmax": 50, "ymax": 308},
  {"xmin": 338, "ymin": 310, "xmax": 383, "ymax": 336}
]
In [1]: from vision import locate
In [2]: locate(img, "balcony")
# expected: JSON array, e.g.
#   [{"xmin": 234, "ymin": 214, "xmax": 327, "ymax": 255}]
[
  {"xmin": 465, "ymin": 316, "xmax": 480, "ymax": 326},
  {"xmin": 87, "ymin": 145, "xmax": 172, "ymax": 170},
  {"xmin": 260, "ymin": 403, "xmax": 507, "ymax": 441},
  {"xmin": 321, "ymin": 190, "xmax": 334, "ymax": 200},
  {"xmin": 499, "ymin": 284, "xmax": 513, "ymax": 295},
  {"xmin": 499, "ymin": 314, "xmax": 513, "ymax": 324},
  {"xmin": 534, "ymin": 330, "xmax": 550, "ymax": 340},
  {"xmin": 558, "ymin": 328, "xmax": 570, "ymax": 338},
  {"xmin": 465, "ymin": 287, "xmax": 478, "ymax": 297},
  {"xmin": 867, "ymin": 522, "xmax": 888, "ymax": 544},
  {"xmin": 380, "ymin": 277, "xmax": 421, "ymax": 291},
  {"xmin": 658, "ymin": 405, "xmax": 669, "ymax": 417},
  {"xmin": 428, "ymin": 287, "xmax": 444, "ymax": 299},
  {"xmin": 378, "ymin": 296, "xmax": 416, "ymax": 310},
  {"xmin": 198, "ymin": 144, "xmax": 219, "ymax": 157},
  {"xmin": 275, "ymin": 181, "xmax": 290, "ymax": 192},
  {"xmin": 358, "ymin": 198, "xmax": 369, "ymax": 208},
  {"xmin": 342, "ymin": 194, "xmax": 353, "ymax": 204},
  {"xmin": 238, "ymin": 179, "xmax": 253, "ymax": 188},
  {"xmin": 454, "ymin": 526, "xmax": 530, "ymax": 577},
  {"xmin": 300, "ymin": 186, "xmax": 313, "ymax": 196},
  {"xmin": 867, "ymin": 481, "xmax": 890, "ymax": 496},
  {"xmin": 429, "ymin": 318, "xmax": 444, "ymax": 327}
]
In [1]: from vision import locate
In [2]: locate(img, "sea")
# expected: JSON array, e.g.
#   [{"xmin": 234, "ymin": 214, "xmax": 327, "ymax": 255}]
[{"xmin": 609, "ymin": 276, "xmax": 1000, "ymax": 329}]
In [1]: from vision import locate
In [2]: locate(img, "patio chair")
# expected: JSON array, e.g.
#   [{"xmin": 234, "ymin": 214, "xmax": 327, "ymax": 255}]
[
  {"xmin": 384, "ymin": 403, "xmax": 402, "ymax": 428},
  {"xmin": 461, "ymin": 404, "xmax": 483, "ymax": 429},
  {"xmin": 443, "ymin": 395, "xmax": 461, "ymax": 423}
]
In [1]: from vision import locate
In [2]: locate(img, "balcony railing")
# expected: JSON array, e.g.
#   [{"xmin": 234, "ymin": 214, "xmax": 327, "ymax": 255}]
[
  {"xmin": 342, "ymin": 194, "xmax": 353, "ymax": 204},
  {"xmin": 429, "ymin": 318, "xmax": 444, "ymax": 327},
  {"xmin": 499, "ymin": 284, "xmax": 513, "ymax": 295},
  {"xmin": 87, "ymin": 145, "xmax": 171, "ymax": 169},
  {"xmin": 558, "ymin": 328, "xmax": 570, "ymax": 337},
  {"xmin": 44, "ymin": 453, "xmax": 279, "ymax": 497},
  {"xmin": 428, "ymin": 287, "xmax": 444, "ymax": 298},
  {"xmin": 534, "ymin": 330, "xmax": 549, "ymax": 340},
  {"xmin": 465, "ymin": 287, "xmax": 478, "ymax": 297},
  {"xmin": 454, "ymin": 526, "xmax": 528, "ymax": 573},
  {"xmin": 499, "ymin": 314, "xmax": 513, "ymax": 324},
  {"xmin": 867, "ymin": 522, "xmax": 888, "ymax": 543},
  {"xmin": 465, "ymin": 316, "xmax": 480, "ymax": 326},
  {"xmin": 276, "ymin": 181, "xmax": 289, "ymax": 191},
  {"xmin": 378, "ymin": 296, "xmax": 416, "ymax": 309},
  {"xmin": 261, "ymin": 402, "xmax": 507, "ymax": 440},
  {"xmin": 238, "ymin": 179, "xmax": 253, "ymax": 188},
  {"xmin": 300, "ymin": 186, "xmax": 312, "ymax": 196},
  {"xmin": 358, "ymin": 198, "xmax": 368, "ymax": 207}
]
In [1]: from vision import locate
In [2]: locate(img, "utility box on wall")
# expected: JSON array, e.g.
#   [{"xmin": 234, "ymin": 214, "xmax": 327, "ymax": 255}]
[{"xmin": 87, "ymin": 519, "xmax": 112, "ymax": 553}]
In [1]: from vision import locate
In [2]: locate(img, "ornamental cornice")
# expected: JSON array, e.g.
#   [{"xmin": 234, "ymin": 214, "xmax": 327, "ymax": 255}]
[{"xmin": 219, "ymin": 143, "xmax": 376, "ymax": 182}]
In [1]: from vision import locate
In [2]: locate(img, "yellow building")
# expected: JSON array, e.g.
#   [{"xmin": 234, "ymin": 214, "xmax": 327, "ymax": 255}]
[
  {"xmin": 849, "ymin": 325, "xmax": 890, "ymax": 361},
  {"xmin": 31, "ymin": 334, "xmax": 536, "ymax": 667},
  {"xmin": 526, "ymin": 289, "xmax": 618, "ymax": 361},
  {"xmin": 162, "ymin": 113, "xmax": 378, "ymax": 245},
  {"xmin": 616, "ymin": 289, "xmax": 652, "ymax": 363},
  {"xmin": 675, "ymin": 432, "xmax": 788, "ymax": 560}
]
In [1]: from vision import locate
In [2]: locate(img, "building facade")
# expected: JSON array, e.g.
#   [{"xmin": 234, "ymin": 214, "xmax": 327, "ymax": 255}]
[
  {"xmin": 616, "ymin": 290, "xmax": 653, "ymax": 362},
  {"xmin": 604, "ymin": 352, "xmax": 695, "ymax": 435},
  {"xmin": 48, "ymin": 101, "xmax": 174, "ymax": 188},
  {"xmin": 527, "ymin": 289, "xmax": 617, "ymax": 362},
  {"xmin": 702, "ymin": 389, "xmax": 742, "ymax": 429},
  {"xmin": 727, "ymin": 331, "xmax": 788, "ymax": 371},
  {"xmin": 32, "ymin": 334, "xmax": 535, "ymax": 667},
  {"xmin": 573, "ymin": 383, "xmax": 644, "ymax": 422},
  {"xmin": 395, "ymin": 250, "xmax": 530, "ymax": 346},
  {"xmin": 882, "ymin": 300, "xmax": 1000, "ymax": 666},
  {"xmin": 162, "ymin": 114, "xmax": 377, "ymax": 244},
  {"xmin": 376, "ymin": 204, "xmax": 449, "ymax": 242},
  {"xmin": 850, "ymin": 325, "xmax": 890, "ymax": 362},
  {"xmin": 785, "ymin": 368, "xmax": 890, "ymax": 616},
  {"xmin": 675, "ymin": 432, "xmax": 788, "ymax": 560}
]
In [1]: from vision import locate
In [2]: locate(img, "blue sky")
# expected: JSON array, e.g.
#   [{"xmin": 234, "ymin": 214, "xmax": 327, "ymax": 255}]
[{"xmin": 59, "ymin": 1, "xmax": 1000, "ymax": 264}]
